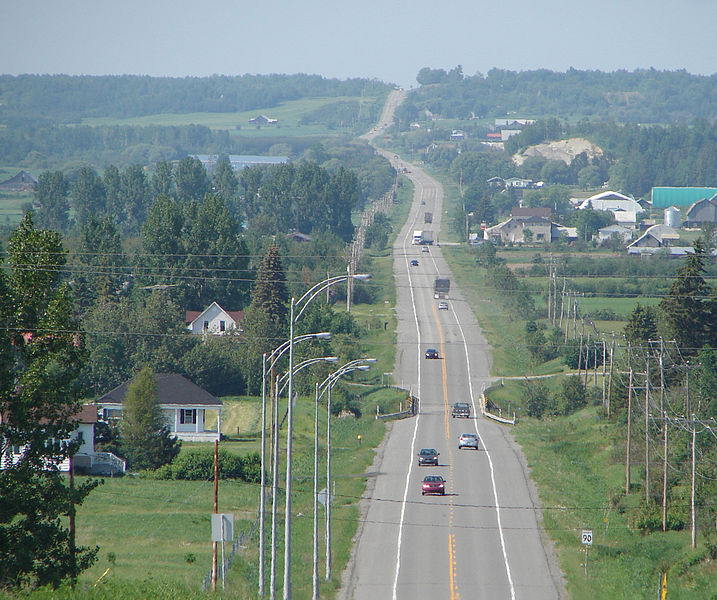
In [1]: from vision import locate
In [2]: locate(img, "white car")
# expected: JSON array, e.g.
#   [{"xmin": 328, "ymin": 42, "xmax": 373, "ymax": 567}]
[
  {"xmin": 438, "ymin": 301, "xmax": 448, "ymax": 310},
  {"xmin": 458, "ymin": 433, "xmax": 480, "ymax": 450}
]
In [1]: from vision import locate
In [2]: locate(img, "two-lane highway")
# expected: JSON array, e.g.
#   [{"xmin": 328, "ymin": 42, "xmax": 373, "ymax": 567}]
[{"xmin": 342, "ymin": 102, "xmax": 565, "ymax": 598}]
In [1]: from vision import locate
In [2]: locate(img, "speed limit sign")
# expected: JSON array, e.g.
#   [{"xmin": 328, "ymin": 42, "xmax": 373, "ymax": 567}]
[{"xmin": 581, "ymin": 530, "xmax": 593, "ymax": 546}]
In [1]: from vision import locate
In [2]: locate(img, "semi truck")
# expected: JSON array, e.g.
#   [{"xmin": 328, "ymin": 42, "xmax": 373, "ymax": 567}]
[
  {"xmin": 434, "ymin": 277, "xmax": 450, "ymax": 299},
  {"xmin": 412, "ymin": 230, "xmax": 435, "ymax": 245}
]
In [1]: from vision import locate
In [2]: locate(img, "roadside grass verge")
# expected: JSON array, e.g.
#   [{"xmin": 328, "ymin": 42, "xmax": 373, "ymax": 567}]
[{"xmin": 514, "ymin": 407, "xmax": 717, "ymax": 599}]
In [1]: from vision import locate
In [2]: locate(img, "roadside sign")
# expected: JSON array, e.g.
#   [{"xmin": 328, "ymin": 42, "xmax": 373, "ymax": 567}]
[
  {"xmin": 581, "ymin": 530, "xmax": 593, "ymax": 546},
  {"xmin": 211, "ymin": 513, "xmax": 234, "ymax": 542}
]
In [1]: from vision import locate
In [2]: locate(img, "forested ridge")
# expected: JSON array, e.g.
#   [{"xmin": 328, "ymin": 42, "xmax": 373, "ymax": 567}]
[
  {"xmin": 405, "ymin": 67, "xmax": 717, "ymax": 123},
  {"xmin": 0, "ymin": 73, "xmax": 391, "ymax": 122}
]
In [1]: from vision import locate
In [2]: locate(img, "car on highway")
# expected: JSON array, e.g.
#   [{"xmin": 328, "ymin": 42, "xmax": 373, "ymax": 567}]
[
  {"xmin": 421, "ymin": 475, "xmax": 446, "ymax": 496},
  {"xmin": 451, "ymin": 402, "xmax": 470, "ymax": 418},
  {"xmin": 417, "ymin": 448, "xmax": 440, "ymax": 466},
  {"xmin": 425, "ymin": 348, "xmax": 439, "ymax": 359},
  {"xmin": 458, "ymin": 433, "xmax": 480, "ymax": 450},
  {"xmin": 410, "ymin": 259, "xmax": 419, "ymax": 266},
  {"xmin": 421, "ymin": 246, "xmax": 429, "ymax": 253},
  {"xmin": 438, "ymin": 301, "xmax": 449, "ymax": 310}
]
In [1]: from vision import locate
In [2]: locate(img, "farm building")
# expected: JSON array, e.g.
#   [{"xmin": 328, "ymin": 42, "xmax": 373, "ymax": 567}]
[{"xmin": 651, "ymin": 187, "xmax": 717, "ymax": 209}]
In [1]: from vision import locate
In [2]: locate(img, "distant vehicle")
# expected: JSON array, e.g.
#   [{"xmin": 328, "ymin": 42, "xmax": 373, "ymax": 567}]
[
  {"xmin": 421, "ymin": 246, "xmax": 429, "ymax": 253},
  {"xmin": 412, "ymin": 230, "xmax": 423, "ymax": 244},
  {"xmin": 417, "ymin": 448, "xmax": 440, "ymax": 466},
  {"xmin": 421, "ymin": 230, "xmax": 434, "ymax": 245},
  {"xmin": 425, "ymin": 348, "xmax": 439, "ymax": 359},
  {"xmin": 458, "ymin": 433, "xmax": 480, "ymax": 450},
  {"xmin": 452, "ymin": 402, "xmax": 470, "ymax": 418},
  {"xmin": 434, "ymin": 278, "xmax": 451, "ymax": 299},
  {"xmin": 424, "ymin": 212, "xmax": 433, "ymax": 224},
  {"xmin": 438, "ymin": 301, "xmax": 448, "ymax": 310},
  {"xmin": 422, "ymin": 475, "xmax": 446, "ymax": 496},
  {"xmin": 410, "ymin": 259, "xmax": 419, "ymax": 266}
]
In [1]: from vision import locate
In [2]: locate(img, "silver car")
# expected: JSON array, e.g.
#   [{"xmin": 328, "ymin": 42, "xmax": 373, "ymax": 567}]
[
  {"xmin": 438, "ymin": 301, "xmax": 448, "ymax": 310},
  {"xmin": 458, "ymin": 433, "xmax": 479, "ymax": 450}
]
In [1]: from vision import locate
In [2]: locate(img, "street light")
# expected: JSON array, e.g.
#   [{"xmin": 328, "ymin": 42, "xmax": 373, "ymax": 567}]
[
  {"xmin": 284, "ymin": 273, "xmax": 370, "ymax": 600},
  {"xmin": 268, "ymin": 355, "xmax": 337, "ymax": 599},
  {"xmin": 313, "ymin": 359, "xmax": 376, "ymax": 596},
  {"xmin": 260, "ymin": 333, "xmax": 331, "ymax": 598}
]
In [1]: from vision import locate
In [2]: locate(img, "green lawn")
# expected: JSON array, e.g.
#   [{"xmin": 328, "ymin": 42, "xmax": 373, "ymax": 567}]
[{"xmin": 80, "ymin": 96, "xmax": 383, "ymax": 139}]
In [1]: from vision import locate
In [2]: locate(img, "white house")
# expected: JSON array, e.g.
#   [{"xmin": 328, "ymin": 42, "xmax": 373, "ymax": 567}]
[
  {"xmin": 1, "ymin": 404, "xmax": 125, "ymax": 475},
  {"xmin": 186, "ymin": 302, "xmax": 243, "ymax": 336},
  {"xmin": 97, "ymin": 373, "xmax": 223, "ymax": 442}
]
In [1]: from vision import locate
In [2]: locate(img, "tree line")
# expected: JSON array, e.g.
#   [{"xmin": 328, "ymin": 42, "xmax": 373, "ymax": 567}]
[
  {"xmin": 0, "ymin": 74, "xmax": 391, "ymax": 122},
  {"xmin": 409, "ymin": 67, "xmax": 717, "ymax": 123}
]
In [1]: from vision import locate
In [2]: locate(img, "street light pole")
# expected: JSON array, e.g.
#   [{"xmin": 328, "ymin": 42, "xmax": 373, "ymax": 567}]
[
  {"xmin": 283, "ymin": 274, "xmax": 370, "ymax": 600},
  {"xmin": 312, "ymin": 382, "xmax": 320, "ymax": 600}
]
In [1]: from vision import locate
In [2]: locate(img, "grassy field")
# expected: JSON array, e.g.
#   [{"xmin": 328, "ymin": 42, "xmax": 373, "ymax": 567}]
[{"xmin": 80, "ymin": 96, "xmax": 383, "ymax": 139}]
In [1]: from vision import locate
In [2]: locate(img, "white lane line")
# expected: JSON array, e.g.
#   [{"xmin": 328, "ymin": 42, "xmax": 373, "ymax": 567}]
[
  {"xmin": 392, "ymin": 186, "xmax": 425, "ymax": 600},
  {"xmin": 450, "ymin": 302, "xmax": 516, "ymax": 599}
]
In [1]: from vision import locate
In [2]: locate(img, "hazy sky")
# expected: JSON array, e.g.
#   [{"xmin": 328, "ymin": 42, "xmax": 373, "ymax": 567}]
[{"xmin": 1, "ymin": 0, "xmax": 715, "ymax": 88}]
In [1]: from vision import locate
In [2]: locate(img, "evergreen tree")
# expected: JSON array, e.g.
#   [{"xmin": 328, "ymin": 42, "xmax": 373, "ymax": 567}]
[
  {"xmin": 624, "ymin": 303, "xmax": 658, "ymax": 349},
  {"xmin": 659, "ymin": 239, "xmax": 713, "ymax": 354},
  {"xmin": 34, "ymin": 171, "xmax": 70, "ymax": 232},
  {"xmin": 250, "ymin": 245, "xmax": 289, "ymax": 327},
  {"xmin": 120, "ymin": 367, "xmax": 181, "ymax": 470}
]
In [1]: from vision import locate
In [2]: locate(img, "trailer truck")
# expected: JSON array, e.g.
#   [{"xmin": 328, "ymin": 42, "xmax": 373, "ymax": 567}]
[{"xmin": 434, "ymin": 278, "xmax": 450, "ymax": 299}]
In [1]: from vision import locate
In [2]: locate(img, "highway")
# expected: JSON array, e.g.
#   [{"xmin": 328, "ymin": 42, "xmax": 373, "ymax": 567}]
[{"xmin": 342, "ymin": 91, "xmax": 565, "ymax": 599}]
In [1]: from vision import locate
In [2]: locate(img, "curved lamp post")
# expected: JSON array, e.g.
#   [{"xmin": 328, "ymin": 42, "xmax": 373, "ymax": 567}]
[
  {"xmin": 312, "ymin": 359, "xmax": 376, "ymax": 599},
  {"xmin": 260, "ymin": 333, "xmax": 331, "ymax": 598},
  {"xmin": 284, "ymin": 273, "xmax": 370, "ymax": 600}
]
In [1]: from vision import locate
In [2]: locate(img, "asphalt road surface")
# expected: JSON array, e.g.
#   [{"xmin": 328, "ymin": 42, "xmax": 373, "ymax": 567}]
[{"xmin": 341, "ymin": 94, "xmax": 565, "ymax": 600}]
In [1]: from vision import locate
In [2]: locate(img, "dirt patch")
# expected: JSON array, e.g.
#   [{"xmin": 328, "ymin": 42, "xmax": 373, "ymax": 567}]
[{"xmin": 513, "ymin": 137, "xmax": 603, "ymax": 166}]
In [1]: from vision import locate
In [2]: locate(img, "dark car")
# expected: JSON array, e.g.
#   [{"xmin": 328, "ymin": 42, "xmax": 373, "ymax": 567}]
[
  {"xmin": 458, "ymin": 433, "xmax": 480, "ymax": 450},
  {"xmin": 417, "ymin": 448, "xmax": 439, "ymax": 466},
  {"xmin": 422, "ymin": 475, "xmax": 445, "ymax": 496},
  {"xmin": 451, "ymin": 402, "xmax": 471, "ymax": 418},
  {"xmin": 410, "ymin": 259, "xmax": 419, "ymax": 266},
  {"xmin": 425, "ymin": 348, "xmax": 439, "ymax": 359}
]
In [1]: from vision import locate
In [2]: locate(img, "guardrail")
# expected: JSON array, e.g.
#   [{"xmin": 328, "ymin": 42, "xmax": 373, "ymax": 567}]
[
  {"xmin": 376, "ymin": 389, "xmax": 417, "ymax": 420},
  {"xmin": 479, "ymin": 393, "xmax": 516, "ymax": 425}
]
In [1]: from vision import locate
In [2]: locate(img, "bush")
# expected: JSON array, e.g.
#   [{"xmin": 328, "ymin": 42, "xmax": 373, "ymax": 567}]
[
  {"xmin": 557, "ymin": 376, "xmax": 586, "ymax": 415},
  {"xmin": 523, "ymin": 381, "xmax": 552, "ymax": 419},
  {"xmin": 142, "ymin": 450, "xmax": 261, "ymax": 482}
]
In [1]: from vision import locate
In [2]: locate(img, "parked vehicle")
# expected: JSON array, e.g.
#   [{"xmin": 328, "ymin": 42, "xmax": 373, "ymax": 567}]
[
  {"xmin": 417, "ymin": 448, "xmax": 440, "ymax": 466},
  {"xmin": 451, "ymin": 402, "xmax": 471, "ymax": 418},
  {"xmin": 422, "ymin": 475, "xmax": 446, "ymax": 495},
  {"xmin": 458, "ymin": 433, "xmax": 480, "ymax": 450}
]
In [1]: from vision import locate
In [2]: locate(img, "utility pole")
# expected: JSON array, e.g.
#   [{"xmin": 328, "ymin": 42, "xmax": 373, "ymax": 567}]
[
  {"xmin": 686, "ymin": 368, "xmax": 696, "ymax": 549},
  {"xmin": 607, "ymin": 336, "xmax": 615, "ymax": 418},
  {"xmin": 212, "ymin": 440, "xmax": 219, "ymax": 592},
  {"xmin": 659, "ymin": 341, "xmax": 668, "ymax": 532},
  {"xmin": 559, "ymin": 278, "xmax": 566, "ymax": 329},
  {"xmin": 584, "ymin": 333, "xmax": 590, "ymax": 387},
  {"xmin": 626, "ymin": 363, "xmax": 633, "ymax": 495},
  {"xmin": 601, "ymin": 340, "xmax": 607, "ymax": 412},
  {"xmin": 547, "ymin": 259, "xmax": 552, "ymax": 324},
  {"xmin": 645, "ymin": 356, "xmax": 651, "ymax": 503}
]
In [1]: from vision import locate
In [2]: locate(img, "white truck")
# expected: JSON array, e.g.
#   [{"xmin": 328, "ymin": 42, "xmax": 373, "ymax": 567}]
[
  {"xmin": 412, "ymin": 230, "xmax": 435, "ymax": 245},
  {"xmin": 412, "ymin": 230, "xmax": 423, "ymax": 244}
]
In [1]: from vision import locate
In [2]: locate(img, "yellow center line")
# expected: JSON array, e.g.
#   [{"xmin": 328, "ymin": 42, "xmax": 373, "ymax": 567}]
[{"xmin": 432, "ymin": 303, "xmax": 459, "ymax": 600}]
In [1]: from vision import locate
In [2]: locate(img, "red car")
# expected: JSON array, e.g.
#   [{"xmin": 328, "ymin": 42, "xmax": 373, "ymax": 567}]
[{"xmin": 421, "ymin": 475, "xmax": 446, "ymax": 496}]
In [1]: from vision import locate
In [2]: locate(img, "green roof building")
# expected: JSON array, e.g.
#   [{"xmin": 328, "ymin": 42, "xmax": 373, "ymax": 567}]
[{"xmin": 652, "ymin": 187, "xmax": 717, "ymax": 209}]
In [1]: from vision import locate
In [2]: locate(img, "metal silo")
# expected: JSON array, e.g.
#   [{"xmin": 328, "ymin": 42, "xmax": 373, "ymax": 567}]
[{"xmin": 664, "ymin": 206, "xmax": 681, "ymax": 228}]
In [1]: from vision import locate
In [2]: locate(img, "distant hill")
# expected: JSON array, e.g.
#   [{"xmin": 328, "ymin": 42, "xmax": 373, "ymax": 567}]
[
  {"xmin": 402, "ymin": 68, "xmax": 717, "ymax": 124},
  {"xmin": 0, "ymin": 74, "xmax": 392, "ymax": 123}
]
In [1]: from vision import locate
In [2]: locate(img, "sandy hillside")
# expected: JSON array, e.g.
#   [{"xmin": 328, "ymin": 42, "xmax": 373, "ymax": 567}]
[{"xmin": 513, "ymin": 137, "xmax": 603, "ymax": 166}]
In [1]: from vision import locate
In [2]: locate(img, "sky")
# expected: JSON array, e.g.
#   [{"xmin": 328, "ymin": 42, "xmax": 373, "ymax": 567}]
[{"xmin": 1, "ymin": 0, "xmax": 715, "ymax": 88}]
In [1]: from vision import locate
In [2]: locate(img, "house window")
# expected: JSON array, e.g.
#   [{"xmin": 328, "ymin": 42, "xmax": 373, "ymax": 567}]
[
  {"xmin": 536, "ymin": 233, "xmax": 545, "ymax": 240},
  {"xmin": 180, "ymin": 409, "xmax": 197, "ymax": 425},
  {"xmin": 219, "ymin": 320, "xmax": 225, "ymax": 332},
  {"xmin": 203, "ymin": 320, "xmax": 209, "ymax": 330}
]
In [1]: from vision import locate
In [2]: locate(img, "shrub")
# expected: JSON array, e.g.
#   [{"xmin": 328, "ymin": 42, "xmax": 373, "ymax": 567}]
[
  {"xmin": 523, "ymin": 381, "xmax": 552, "ymax": 419},
  {"xmin": 142, "ymin": 450, "xmax": 261, "ymax": 482}
]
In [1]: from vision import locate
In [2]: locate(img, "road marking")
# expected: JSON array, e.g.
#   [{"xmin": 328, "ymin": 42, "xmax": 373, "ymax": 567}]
[
  {"xmin": 450, "ymin": 304, "xmax": 516, "ymax": 599},
  {"xmin": 391, "ymin": 187, "xmax": 425, "ymax": 600},
  {"xmin": 432, "ymin": 302, "xmax": 461, "ymax": 600}
]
